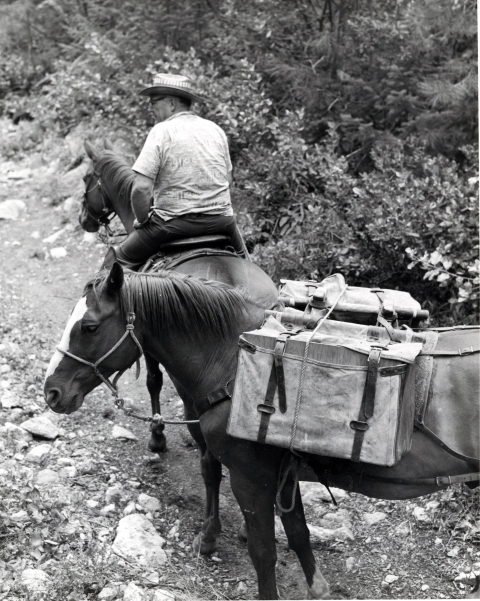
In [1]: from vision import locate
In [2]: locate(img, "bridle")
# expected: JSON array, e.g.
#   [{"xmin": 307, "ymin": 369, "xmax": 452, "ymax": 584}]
[
  {"xmin": 82, "ymin": 170, "xmax": 116, "ymax": 232},
  {"xmin": 55, "ymin": 305, "xmax": 200, "ymax": 425},
  {"xmin": 56, "ymin": 310, "xmax": 143, "ymax": 400}
]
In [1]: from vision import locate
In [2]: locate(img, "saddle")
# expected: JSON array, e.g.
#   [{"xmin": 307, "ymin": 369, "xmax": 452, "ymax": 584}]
[{"xmin": 139, "ymin": 234, "xmax": 241, "ymax": 272}]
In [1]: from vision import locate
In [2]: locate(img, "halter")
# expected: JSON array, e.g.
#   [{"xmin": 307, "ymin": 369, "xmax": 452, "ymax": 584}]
[{"xmin": 56, "ymin": 311, "xmax": 143, "ymax": 398}]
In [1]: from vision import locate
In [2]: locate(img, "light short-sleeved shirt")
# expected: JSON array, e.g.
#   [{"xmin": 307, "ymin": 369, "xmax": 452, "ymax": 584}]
[{"xmin": 132, "ymin": 112, "xmax": 233, "ymax": 220}]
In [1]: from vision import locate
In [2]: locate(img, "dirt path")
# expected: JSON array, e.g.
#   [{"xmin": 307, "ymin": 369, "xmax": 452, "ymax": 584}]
[{"xmin": 0, "ymin": 130, "xmax": 478, "ymax": 601}]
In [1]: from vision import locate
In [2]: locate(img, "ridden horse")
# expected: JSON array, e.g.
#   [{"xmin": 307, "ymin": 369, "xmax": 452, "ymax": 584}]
[
  {"xmin": 79, "ymin": 140, "xmax": 175, "ymax": 453},
  {"xmin": 44, "ymin": 260, "xmax": 479, "ymax": 600}
]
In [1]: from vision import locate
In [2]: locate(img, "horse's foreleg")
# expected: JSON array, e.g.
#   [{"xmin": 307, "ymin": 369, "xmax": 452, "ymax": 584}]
[
  {"xmin": 144, "ymin": 353, "xmax": 166, "ymax": 453},
  {"xmin": 230, "ymin": 468, "xmax": 278, "ymax": 600},
  {"xmin": 279, "ymin": 479, "xmax": 330, "ymax": 600}
]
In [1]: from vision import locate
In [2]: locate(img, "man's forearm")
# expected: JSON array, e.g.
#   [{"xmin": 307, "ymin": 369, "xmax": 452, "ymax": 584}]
[{"xmin": 131, "ymin": 179, "xmax": 153, "ymax": 223}]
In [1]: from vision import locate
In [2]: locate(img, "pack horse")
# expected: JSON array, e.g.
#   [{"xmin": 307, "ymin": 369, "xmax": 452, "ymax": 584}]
[{"xmin": 44, "ymin": 257, "xmax": 479, "ymax": 600}]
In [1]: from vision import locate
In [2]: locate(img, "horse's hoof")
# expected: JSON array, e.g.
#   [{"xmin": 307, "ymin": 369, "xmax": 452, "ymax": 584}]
[
  {"xmin": 237, "ymin": 522, "xmax": 247, "ymax": 543},
  {"xmin": 193, "ymin": 532, "xmax": 218, "ymax": 555},
  {"xmin": 148, "ymin": 434, "xmax": 167, "ymax": 454}
]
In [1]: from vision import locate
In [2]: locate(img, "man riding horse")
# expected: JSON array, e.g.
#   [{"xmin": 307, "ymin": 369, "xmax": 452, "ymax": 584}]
[{"xmin": 113, "ymin": 73, "xmax": 246, "ymax": 270}]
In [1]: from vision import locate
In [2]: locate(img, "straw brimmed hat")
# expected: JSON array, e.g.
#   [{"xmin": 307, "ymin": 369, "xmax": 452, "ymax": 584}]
[{"xmin": 139, "ymin": 73, "xmax": 203, "ymax": 103}]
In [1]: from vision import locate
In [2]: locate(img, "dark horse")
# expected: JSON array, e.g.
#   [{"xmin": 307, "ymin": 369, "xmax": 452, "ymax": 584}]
[{"xmin": 44, "ymin": 259, "xmax": 479, "ymax": 599}]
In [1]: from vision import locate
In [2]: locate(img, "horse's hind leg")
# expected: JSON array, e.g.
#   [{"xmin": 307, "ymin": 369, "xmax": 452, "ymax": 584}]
[
  {"xmin": 144, "ymin": 353, "xmax": 166, "ymax": 453},
  {"xmin": 190, "ymin": 429, "xmax": 222, "ymax": 554},
  {"xmin": 229, "ymin": 468, "xmax": 278, "ymax": 600},
  {"xmin": 279, "ymin": 478, "xmax": 330, "ymax": 600}
]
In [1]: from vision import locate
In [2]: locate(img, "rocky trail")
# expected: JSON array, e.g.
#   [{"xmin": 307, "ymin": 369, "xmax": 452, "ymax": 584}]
[{"xmin": 0, "ymin": 122, "xmax": 479, "ymax": 600}]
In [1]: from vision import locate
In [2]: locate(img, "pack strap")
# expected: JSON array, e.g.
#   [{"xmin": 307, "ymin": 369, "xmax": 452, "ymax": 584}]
[{"xmin": 350, "ymin": 347, "xmax": 382, "ymax": 462}]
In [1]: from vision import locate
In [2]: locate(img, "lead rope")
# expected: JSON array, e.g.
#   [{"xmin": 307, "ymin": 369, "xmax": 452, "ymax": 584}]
[{"xmin": 275, "ymin": 285, "xmax": 348, "ymax": 514}]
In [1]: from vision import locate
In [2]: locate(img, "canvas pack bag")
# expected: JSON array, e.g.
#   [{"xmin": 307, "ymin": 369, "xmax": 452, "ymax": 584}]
[
  {"xmin": 278, "ymin": 273, "xmax": 429, "ymax": 327},
  {"xmin": 227, "ymin": 316, "xmax": 424, "ymax": 467}
]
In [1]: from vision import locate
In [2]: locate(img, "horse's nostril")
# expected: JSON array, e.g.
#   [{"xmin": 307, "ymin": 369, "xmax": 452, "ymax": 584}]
[{"xmin": 46, "ymin": 389, "xmax": 61, "ymax": 408}]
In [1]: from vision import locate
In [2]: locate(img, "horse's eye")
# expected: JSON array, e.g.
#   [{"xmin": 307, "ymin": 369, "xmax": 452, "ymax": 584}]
[{"xmin": 83, "ymin": 324, "xmax": 99, "ymax": 333}]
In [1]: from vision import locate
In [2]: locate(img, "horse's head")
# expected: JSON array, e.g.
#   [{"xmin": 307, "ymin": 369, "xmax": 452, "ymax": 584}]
[
  {"xmin": 79, "ymin": 140, "xmax": 114, "ymax": 232},
  {"xmin": 44, "ymin": 255, "xmax": 140, "ymax": 414}
]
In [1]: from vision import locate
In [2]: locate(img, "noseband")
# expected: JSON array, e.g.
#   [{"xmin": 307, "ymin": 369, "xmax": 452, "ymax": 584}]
[{"xmin": 56, "ymin": 311, "xmax": 143, "ymax": 397}]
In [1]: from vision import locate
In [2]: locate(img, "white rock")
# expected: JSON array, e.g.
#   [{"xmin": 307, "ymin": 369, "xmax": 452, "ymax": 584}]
[
  {"xmin": 35, "ymin": 468, "xmax": 60, "ymax": 486},
  {"xmin": 384, "ymin": 574, "xmax": 399, "ymax": 584},
  {"xmin": 49, "ymin": 247, "xmax": 68, "ymax": 259},
  {"xmin": 236, "ymin": 582, "xmax": 248, "ymax": 593},
  {"xmin": 307, "ymin": 523, "xmax": 355, "ymax": 542},
  {"xmin": 106, "ymin": 485, "xmax": 124, "ymax": 505},
  {"xmin": 421, "ymin": 584, "xmax": 430, "ymax": 591},
  {"xmin": 86, "ymin": 500, "xmax": 99, "ymax": 508},
  {"xmin": 426, "ymin": 500, "xmax": 440, "ymax": 511},
  {"xmin": 124, "ymin": 501, "xmax": 136, "ymax": 515},
  {"xmin": 42, "ymin": 228, "xmax": 66, "ymax": 244},
  {"xmin": 123, "ymin": 582, "xmax": 146, "ymax": 601},
  {"xmin": 317, "ymin": 509, "xmax": 352, "ymax": 528},
  {"xmin": 395, "ymin": 523, "xmax": 410, "ymax": 535},
  {"xmin": 20, "ymin": 415, "xmax": 59, "ymax": 440},
  {"xmin": 11, "ymin": 510, "xmax": 30, "ymax": 522},
  {"xmin": 144, "ymin": 572, "xmax": 160, "ymax": 585},
  {"xmin": 112, "ymin": 425, "xmax": 138, "ymax": 441},
  {"xmin": 1, "ymin": 391, "xmax": 23, "ymax": 409},
  {"xmin": 59, "ymin": 466, "xmax": 77, "ymax": 478},
  {"xmin": 112, "ymin": 514, "xmax": 167, "ymax": 569},
  {"xmin": 0, "ymin": 199, "xmax": 26, "ymax": 220},
  {"xmin": 5, "ymin": 422, "xmax": 33, "ymax": 442},
  {"xmin": 83, "ymin": 231, "xmax": 98, "ymax": 244},
  {"xmin": 300, "ymin": 481, "xmax": 348, "ymax": 505},
  {"xmin": 345, "ymin": 557, "xmax": 356, "ymax": 572},
  {"xmin": 412, "ymin": 506, "xmax": 431, "ymax": 523},
  {"xmin": 101, "ymin": 504, "xmax": 117, "ymax": 515},
  {"xmin": 151, "ymin": 589, "xmax": 176, "ymax": 601},
  {"xmin": 7, "ymin": 168, "xmax": 31, "ymax": 180},
  {"xmin": 0, "ymin": 364, "xmax": 11, "ymax": 373},
  {"xmin": 62, "ymin": 197, "xmax": 78, "ymax": 212},
  {"xmin": 138, "ymin": 493, "xmax": 161, "ymax": 514},
  {"xmin": 25, "ymin": 443, "xmax": 52, "ymax": 464},
  {"xmin": 363, "ymin": 511, "xmax": 387, "ymax": 526},
  {"xmin": 20, "ymin": 568, "xmax": 50, "ymax": 595},
  {"xmin": 98, "ymin": 585, "xmax": 119, "ymax": 600}
]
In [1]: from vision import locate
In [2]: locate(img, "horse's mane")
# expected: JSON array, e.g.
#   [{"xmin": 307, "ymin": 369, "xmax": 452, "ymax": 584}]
[
  {"xmin": 85, "ymin": 270, "xmax": 250, "ymax": 340},
  {"xmin": 95, "ymin": 151, "xmax": 135, "ymax": 209}
]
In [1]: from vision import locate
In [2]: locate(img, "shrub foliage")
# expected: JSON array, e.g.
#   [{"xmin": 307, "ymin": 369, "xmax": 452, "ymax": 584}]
[{"xmin": 0, "ymin": 0, "xmax": 477, "ymax": 324}]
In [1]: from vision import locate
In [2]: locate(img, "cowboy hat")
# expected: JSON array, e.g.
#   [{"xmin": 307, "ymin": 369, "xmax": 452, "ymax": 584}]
[{"xmin": 139, "ymin": 73, "xmax": 203, "ymax": 103}]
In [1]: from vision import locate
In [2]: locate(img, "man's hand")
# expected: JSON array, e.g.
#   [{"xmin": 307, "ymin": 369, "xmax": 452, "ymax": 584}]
[{"xmin": 131, "ymin": 173, "xmax": 154, "ymax": 224}]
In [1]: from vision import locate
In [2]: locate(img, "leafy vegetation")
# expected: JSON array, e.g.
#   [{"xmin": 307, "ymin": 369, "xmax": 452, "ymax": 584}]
[{"xmin": 0, "ymin": 0, "xmax": 477, "ymax": 324}]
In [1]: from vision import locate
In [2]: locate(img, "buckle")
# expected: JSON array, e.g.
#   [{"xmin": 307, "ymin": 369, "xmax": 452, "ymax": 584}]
[
  {"xmin": 458, "ymin": 346, "xmax": 474, "ymax": 355},
  {"xmin": 436, "ymin": 475, "xmax": 451, "ymax": 486}
]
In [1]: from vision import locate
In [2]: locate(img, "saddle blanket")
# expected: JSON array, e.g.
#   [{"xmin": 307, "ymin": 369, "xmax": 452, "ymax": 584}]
[{"xmin": 227, "ymin": 316, "xmax": 424, "ymax": 467}]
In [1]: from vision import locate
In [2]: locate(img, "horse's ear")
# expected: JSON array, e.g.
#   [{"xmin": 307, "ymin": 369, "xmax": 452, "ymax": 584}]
[
  {"xmin": 104, "ymin": 138, "xmax": 114, "ymax": 151},
  {"xmin": 106, "ymin": 262, "xmax": 124, "ymax": 296},
  {"xmin": 84, "ymin": 140, "xmax": 97, "ymax": 160}
]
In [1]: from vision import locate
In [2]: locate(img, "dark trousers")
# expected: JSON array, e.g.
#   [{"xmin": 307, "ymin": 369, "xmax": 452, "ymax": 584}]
[{"xmin": 115, "ymin": 211, "xmax": 245, "ymax": 269}]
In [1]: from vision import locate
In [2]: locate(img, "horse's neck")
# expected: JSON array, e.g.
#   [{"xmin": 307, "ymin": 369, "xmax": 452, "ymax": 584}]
[
  {"xmin": 146, "ymin": 329, "xmax": 238, "ymax": 399},
  {"xmin": 108, "ymin": 191, "xmax": 135, "ymax": 234}
]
